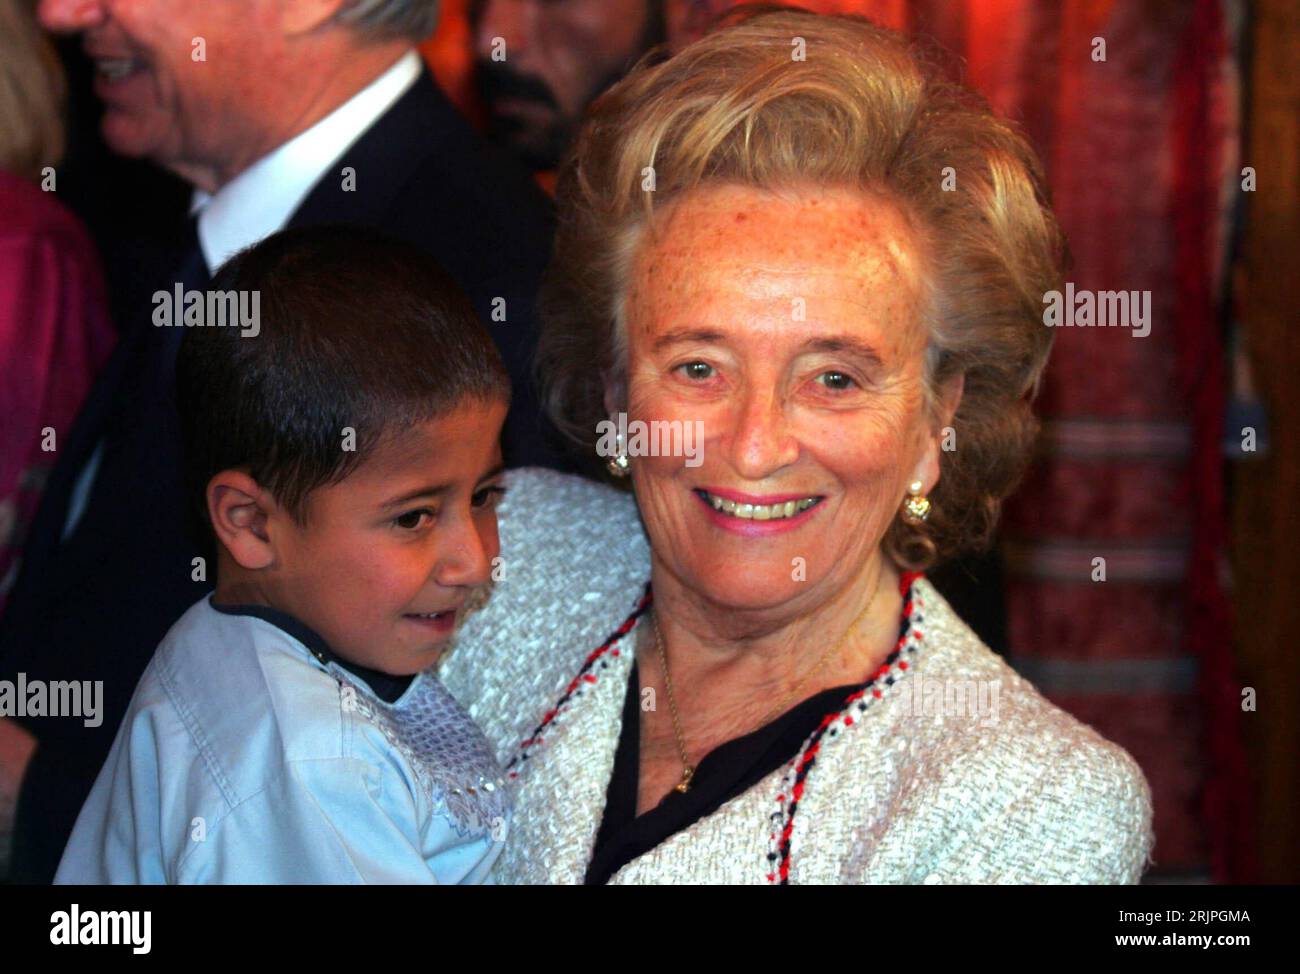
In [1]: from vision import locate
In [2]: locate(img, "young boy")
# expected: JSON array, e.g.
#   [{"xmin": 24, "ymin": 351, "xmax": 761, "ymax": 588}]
[{"xmin": 54, "ymin": 227, "xmax": 513, "ymax": 884}]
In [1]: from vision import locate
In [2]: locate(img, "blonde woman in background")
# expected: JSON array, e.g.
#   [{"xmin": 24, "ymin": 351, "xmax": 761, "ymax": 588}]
[{"xmin": 0, "ymin": 0, "xmax": 114, "ymax": 877}]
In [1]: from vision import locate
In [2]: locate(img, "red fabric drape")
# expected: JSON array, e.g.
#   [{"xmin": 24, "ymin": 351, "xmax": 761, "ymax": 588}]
[{"xmin": 1169, "ymin": 0, "xmax": 1254, "ymax": 883}]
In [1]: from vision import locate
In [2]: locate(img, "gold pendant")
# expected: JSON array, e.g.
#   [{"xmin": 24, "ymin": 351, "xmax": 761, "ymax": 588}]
[{"xmin": 675, "ymin": 765, "xmax": 695, "ymax": 793}]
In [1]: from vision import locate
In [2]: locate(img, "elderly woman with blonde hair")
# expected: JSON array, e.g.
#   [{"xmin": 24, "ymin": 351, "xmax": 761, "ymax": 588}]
[{"xmin": 438, "ymin": 5, "xmax": 1154, "ymax": 884}]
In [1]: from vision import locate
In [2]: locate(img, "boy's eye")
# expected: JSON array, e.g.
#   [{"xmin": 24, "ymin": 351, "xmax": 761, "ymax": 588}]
[
  {"xmin": 472, "ymin": 485, "xmax": 507, "ymax": 510},
  {"xmin": 394, "ymin": 509, "xmax": 434, "ymax": 531}
]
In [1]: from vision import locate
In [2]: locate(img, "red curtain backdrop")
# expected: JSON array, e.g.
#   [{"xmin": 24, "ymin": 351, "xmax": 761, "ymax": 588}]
[{"xmin": 423, "ymin": 0, "xmax": 1253, "ymax": 882}]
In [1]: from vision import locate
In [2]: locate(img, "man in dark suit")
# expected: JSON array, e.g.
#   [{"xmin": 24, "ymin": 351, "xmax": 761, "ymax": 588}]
[{"xmin": 0, "ymin": 0, "xmax": 560, "ymax": 881}]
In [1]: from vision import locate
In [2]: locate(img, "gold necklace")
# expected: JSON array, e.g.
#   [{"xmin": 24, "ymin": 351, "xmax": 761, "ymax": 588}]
[{"xmin": 649, "ymin": 566, "xmax": 882, "ymax": 795}]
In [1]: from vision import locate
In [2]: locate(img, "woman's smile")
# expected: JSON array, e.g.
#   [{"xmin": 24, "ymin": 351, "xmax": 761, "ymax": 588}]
[{"xmin": 692, "ymin": 486, "xmax": 827, "ymax": 536}]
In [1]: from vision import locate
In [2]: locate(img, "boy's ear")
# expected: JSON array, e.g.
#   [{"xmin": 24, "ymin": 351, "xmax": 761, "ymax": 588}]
[{"xmin": 207, "ymin": 471, "xmax": 277, "ymax": 570}]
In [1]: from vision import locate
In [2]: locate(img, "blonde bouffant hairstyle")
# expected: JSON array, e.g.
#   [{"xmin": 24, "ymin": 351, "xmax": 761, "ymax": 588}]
[
  {"xmin": 537, "ymin": 3, "xmax": 1065, "ymax": 570},
  {"xmin": 0, "ymin": 0, "xmax": 66, "ymax": 179}
]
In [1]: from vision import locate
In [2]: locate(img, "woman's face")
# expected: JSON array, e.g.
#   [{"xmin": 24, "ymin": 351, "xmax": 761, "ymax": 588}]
[{"xmin": 618, "ymin": 182, "xmax": 950, "ymax": 617}]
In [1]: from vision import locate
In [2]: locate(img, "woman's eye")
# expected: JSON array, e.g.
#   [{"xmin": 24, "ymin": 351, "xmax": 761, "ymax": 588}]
[
  {"xmin": 677, "ymin": 361, "xmax": 714, "ymax": 381},
  {"xmin": 394, "ymin": 509, "xmax": 434, "ymax": 531},
  {"xmin": 472, "ymin": 485, "xmax": 507, "ymax": 510},
  {"xmin": 816, "ymin": 370, "xmax": 858, "ymax": 392}
]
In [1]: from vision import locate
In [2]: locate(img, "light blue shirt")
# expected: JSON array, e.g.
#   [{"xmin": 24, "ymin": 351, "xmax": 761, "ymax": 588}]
[{"xmin": 55, "ymin": 596, "xmax": 510, "ymax": 884}]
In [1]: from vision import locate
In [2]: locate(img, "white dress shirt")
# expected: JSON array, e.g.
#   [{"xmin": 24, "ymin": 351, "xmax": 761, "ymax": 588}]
[{"xmin": 191, "ymin": 48, "xmax": 423, "ymax": 273}]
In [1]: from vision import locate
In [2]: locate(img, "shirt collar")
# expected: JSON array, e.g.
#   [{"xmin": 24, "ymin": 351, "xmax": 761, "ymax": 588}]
[
  {"xmin": 190, "ymin": 48, "xmax": 423, "ymax": 273},
  {"xmin": 208, "ymin": 597, "xmax": 417, "ymax": 704}
]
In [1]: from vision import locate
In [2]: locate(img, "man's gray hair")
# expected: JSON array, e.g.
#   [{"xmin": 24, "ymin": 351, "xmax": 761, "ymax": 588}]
[{"xmin": 334, "ymin": 0, "xmax": 441, "ymax": 42}]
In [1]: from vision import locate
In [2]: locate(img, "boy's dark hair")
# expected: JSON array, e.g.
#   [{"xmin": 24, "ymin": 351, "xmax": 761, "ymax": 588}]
[{"xmin": 177, "ymin": 225, "xmax": 511, "ymax": 525}]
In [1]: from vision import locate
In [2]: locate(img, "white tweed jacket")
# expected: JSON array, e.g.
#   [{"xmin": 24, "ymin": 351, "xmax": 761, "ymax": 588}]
[{"xmin": 437, "ymin": 468, "xmax": 1156, "ymax": 884}]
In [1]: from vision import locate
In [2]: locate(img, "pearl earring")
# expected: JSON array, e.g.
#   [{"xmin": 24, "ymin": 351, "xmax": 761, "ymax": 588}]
[
  {"xmin": 900, "ymin": 479, "xmax": 931, "ymax": 524},
  {"xmin": 605, "ymin": 430, "xmax": 631, "ymax": 478}
]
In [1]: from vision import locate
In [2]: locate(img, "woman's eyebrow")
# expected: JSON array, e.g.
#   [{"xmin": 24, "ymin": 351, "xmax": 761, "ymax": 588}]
[
  {"xmin": 800, "ymin": 335, "xmax": 885, "ymax": 367},
  {"xmin": 651, "ymin": 329, "xmax": 885, "ymax": 368},
  {"xmin": 652, "ymin": 327, "xmax": 728, "ymax": 351}
]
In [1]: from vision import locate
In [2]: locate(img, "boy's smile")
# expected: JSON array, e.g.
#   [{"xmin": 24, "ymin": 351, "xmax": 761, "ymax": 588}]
[{"xmin": 226, "ymin": 398, "xmax": 509, "ymax": 678}]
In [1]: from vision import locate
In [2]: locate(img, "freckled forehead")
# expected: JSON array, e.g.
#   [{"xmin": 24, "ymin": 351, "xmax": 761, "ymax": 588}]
[{"xmin": 630, "ymin": 183, "xmax": 925, "ymax": 305}]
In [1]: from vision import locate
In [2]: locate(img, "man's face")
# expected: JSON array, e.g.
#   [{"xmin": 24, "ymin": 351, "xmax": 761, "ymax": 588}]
[
  {"xmin": 472, "ymin": 0, "xmax": 659, "ymax": 170},
  {"xmin": 265, "ymin": 399, "xmax": 509, "ymax": 676},
  {"xmin": 39, "ymin": 0, "xmax": 286, "ymax": 181}
]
